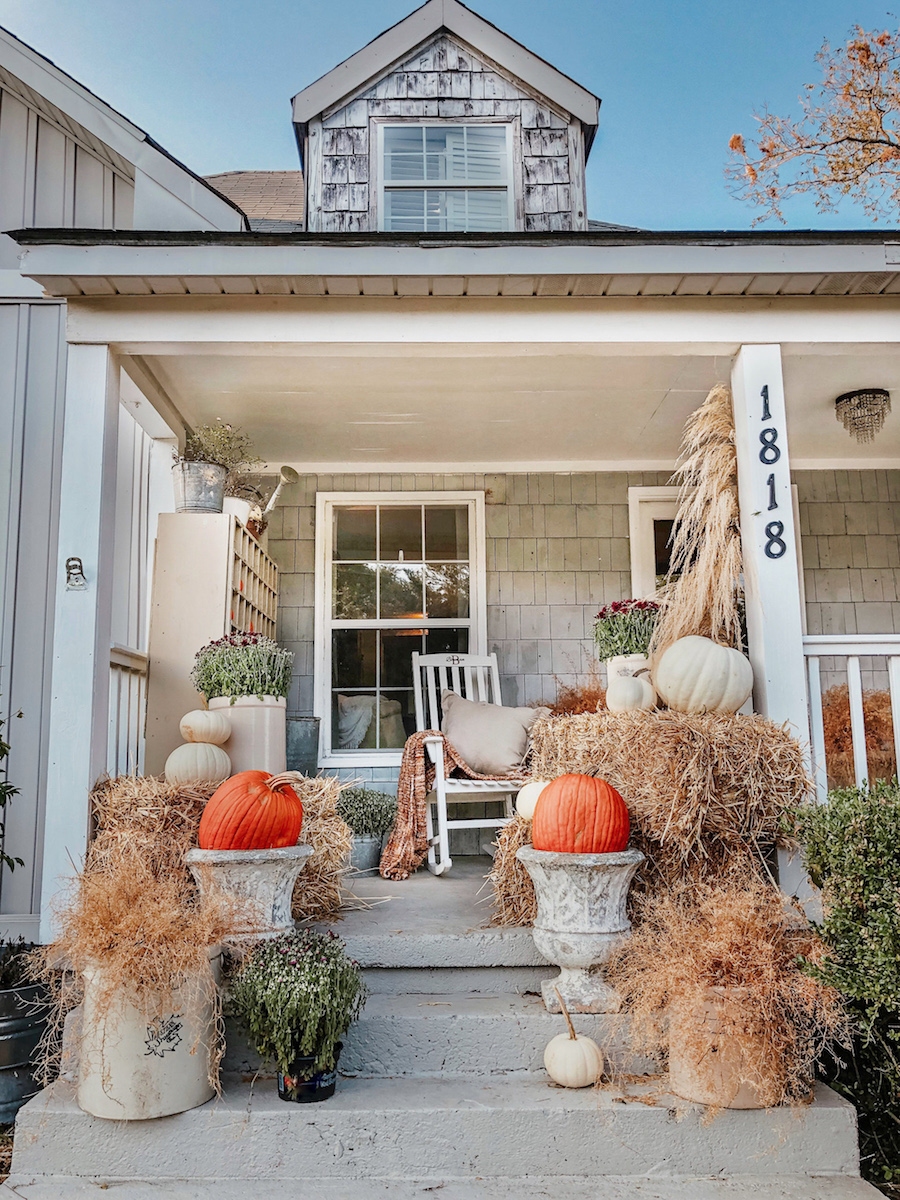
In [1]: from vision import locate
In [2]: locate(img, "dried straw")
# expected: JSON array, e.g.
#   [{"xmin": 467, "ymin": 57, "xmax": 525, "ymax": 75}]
[
  {"xmin": 605, "ymin": 877, "xmax": 850, "ymax": 1109},
  {"xmin": 528, "ymin": 710, "xmax": 810, "ymax": 898},
  {"xmin": 283, "ymin": 774, "xmax": 353, "ymax": 923},
  {"xmin": 546, "ymin": 660, "xmax": 607, "ymax": 716},
  {"xmin": 487, "ymin": 816, "xmax": 536, "ymax": 926},
  {"xmin": 650, "ymin": 383, "xmax": 743, "ymax": 661}
]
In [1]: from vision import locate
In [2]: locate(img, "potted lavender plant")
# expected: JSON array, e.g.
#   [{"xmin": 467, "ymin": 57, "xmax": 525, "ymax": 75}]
[
  {"xmin": 593, "ymin": 599, "xmax": 660, "ymax": 682},
  {"xmin": 192, "ymin": 634, "xmax": 294, "ymax": 774},
  {"xmin": 228, "ymin": 929, "xmax": 367, "ymax": 1103}
]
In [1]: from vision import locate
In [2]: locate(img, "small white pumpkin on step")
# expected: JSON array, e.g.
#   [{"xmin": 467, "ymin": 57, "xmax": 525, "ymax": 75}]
[
  {"xmin": 516, "ymin": 779, "xmax": 551, "ymax": 821},
  {"xmin": 605, "ymin": 671, "xmax": 656, "ymax": 714},
  {"xmin": 543, "ymin": 988, "xmax": 604, "ymax": 1088}
]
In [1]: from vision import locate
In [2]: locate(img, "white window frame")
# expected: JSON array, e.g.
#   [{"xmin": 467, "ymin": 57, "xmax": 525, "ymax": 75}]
[
  {"xmin": 628, "ymin": 486, "xmax": 680, "ymax": 600},
  {"xmin": 314, "ymin": 491, "xmax": 487, "ymax": 767},
  {"xmin": 374, "ymin": 120, "xmax": 517, "ymax": 233}
]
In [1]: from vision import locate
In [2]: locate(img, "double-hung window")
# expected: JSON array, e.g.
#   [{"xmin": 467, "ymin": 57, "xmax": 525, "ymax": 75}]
[
  {"xmin": 315, "ymin": 493, "xmax": 486, "ymax": 763},
  {"xmin": 379, "ymin": 124, "xmax": 513, "ymax": 232}
]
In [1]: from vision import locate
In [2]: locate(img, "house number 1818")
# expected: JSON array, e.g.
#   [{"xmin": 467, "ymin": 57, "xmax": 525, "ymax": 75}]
[{"xmin": 759, "ymin": 386, "xmax": 787, "ymax": 559}]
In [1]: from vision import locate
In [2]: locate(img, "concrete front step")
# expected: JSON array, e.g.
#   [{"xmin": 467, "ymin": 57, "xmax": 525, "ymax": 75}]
[
  {"xmin": 0, "ymin": 1175, "xmax": 884, "ymax": 1198},
  {"xmin": 362, "ymin": 964, "xmax": 549, "ymax": 995},
  {"xmin": 223, "ymin": 991, "xmax": 652, "ymax": 1077},
  {"xmin": 13, "ymin": 1076, "xmax": 861, "ymax": 1183}
]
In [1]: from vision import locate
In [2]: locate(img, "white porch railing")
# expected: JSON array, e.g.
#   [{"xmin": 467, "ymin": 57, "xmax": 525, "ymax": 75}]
[
  {"xmin": 803, "ymin": 634, "xmax": 900, "ymax": 803},
  {"xmin": 108, "ymin": 644, "xmax": 149, "ymax": 777}
]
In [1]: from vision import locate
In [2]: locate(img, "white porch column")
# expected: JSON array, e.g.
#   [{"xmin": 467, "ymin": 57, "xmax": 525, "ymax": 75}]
[
  {"xmin": 731, "ymin": 346, "xmax": 810, "ymax": 901},
  {"xmin": 39, "ymin": 345, "xmax": 119, "ymax": 942}
]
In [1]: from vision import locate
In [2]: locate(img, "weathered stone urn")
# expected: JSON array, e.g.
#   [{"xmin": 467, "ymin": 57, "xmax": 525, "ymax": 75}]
[
  {"xmin": 516, "ymin": 846, "xmax": 644, "ymax": 1013},
  {"xmin": 185, "ymin": 844, "xmax": 313, "ymax": 941}
]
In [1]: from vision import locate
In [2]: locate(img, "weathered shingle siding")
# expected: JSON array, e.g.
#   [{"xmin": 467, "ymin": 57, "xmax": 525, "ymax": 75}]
[{"xmin": 305, "ymin": 33, "xmax": 587, "ymax": 233}]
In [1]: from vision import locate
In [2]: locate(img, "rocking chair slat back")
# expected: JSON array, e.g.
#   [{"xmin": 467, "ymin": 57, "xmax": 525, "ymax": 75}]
[{"xmin": 413, "ymin": 652, "xmax": 503, "ymax": 730}]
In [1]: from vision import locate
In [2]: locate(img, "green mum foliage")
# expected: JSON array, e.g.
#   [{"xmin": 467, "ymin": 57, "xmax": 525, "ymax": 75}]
[{"xmin": 337, "ymin": 787, "xmax": 397, "ymax": 838}]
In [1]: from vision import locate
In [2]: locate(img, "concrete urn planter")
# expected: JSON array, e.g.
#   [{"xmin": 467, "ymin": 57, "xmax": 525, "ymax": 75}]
[
  {"xmin": 516, "ymin": 846, "xmax": 644, "ymax": 1013},
  {"xmin": 186, "ymin": 844, "xmax": 313, "ymax": 941}
]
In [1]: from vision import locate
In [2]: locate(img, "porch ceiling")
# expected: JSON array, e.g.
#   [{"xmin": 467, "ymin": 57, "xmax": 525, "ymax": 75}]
[{"xmin": 140, "ymin": 346, "xmax": 900, "ymax": 470}]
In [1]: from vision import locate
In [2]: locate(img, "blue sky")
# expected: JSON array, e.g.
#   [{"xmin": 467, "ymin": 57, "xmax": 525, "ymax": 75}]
[{"xmin": 0, "ymin": 0, "xmax": 897, "ymax": 229}]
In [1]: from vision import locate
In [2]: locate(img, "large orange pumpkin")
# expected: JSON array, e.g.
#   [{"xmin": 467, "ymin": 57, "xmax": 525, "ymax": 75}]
[
  {"xmin": 198, "ymin": 771, "xmax": 303, "ymax": 851},
  {"xmin": 531, "ymin": 774, "xmax": 629, "ymax": 854}
]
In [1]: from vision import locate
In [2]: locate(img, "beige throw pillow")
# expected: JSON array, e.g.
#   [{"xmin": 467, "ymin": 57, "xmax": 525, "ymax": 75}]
[{"xmin": 440, "ymin": 689, "xmax": 550, "ymax": 776}]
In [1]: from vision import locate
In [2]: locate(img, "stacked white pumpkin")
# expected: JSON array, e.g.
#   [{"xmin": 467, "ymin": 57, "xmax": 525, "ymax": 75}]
[
  {"xmin": 602, "ymin": 635, "xmax": 753, "ymax": 717},
  {"xmin": 165, "ymin": 709, "xmax": 233, "ymax": 784}
]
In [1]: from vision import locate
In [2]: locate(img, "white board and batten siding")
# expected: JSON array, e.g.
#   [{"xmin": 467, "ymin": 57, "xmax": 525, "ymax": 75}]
[{"xmin": 304, "ymin": 33, "xmax": 587, "ymax": 234}]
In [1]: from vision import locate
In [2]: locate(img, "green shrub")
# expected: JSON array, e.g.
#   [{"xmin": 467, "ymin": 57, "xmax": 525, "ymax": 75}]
[
  {"xmin": 229, "ymin": 930, "xmax": 367, "ymax": 1074},
  {"xmin": 337, "ymin": 787, "xmax": 397, "ymax": 838},
  {"xmin": 792, "ymin": 778, "xmax": 900, "ymax": 1185}
]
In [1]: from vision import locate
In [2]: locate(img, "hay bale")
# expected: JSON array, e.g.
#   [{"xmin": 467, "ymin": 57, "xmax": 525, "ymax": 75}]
[
  {"xmin": 528, "ymin": 710, "xmax": 810, "ymax": 898},
  {"xmin": 488, "ymin": 816, "xmax": 536, "ymax": 927},
  {"xmin": 285, "ymin": 774, "xmax": 352, "ymax": 923}
]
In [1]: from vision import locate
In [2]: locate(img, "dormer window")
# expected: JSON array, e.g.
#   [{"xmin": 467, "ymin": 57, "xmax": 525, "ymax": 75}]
[{"xmin": 378, "ymin": 124, "xmax": 512, "ymax": 232}]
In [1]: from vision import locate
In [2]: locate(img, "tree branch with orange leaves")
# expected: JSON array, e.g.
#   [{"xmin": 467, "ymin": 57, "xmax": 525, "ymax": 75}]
[{"xmin": 727, "ymin": 26, "xmax": 900, "ymax": 223}]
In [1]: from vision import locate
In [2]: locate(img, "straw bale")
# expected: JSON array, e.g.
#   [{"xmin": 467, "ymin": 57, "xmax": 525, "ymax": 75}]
[
  {"xmin": 528, "ymin": 710, "xmax": 810, "ymax": 898},
  {"xmin": 487, "ymin": 816, "xmax": 536, "ymax": 926},
  {"xmin": 282, "ymin": 774, "xmax": 353, "ymax": 923}
]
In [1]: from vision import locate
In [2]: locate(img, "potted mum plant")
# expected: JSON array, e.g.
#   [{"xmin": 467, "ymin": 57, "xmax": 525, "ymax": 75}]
[
  {"xmin": 192, "ymin": 633, "xmax": 293, "ymax": 774},
  {"xmin": 0, "ymin": 938, "xmax": 48, "ymax": 1121},
  {"xmin": 593, "ymin": 599, "xmax": 660, "ymax": 682},
  {"xmin": 172, "ymin": 421, "xmax": 261, "ymax": 514},
  {"xmin": 337, "ymin": 786, "xmax": 397, "ymax": 872},
  {"xmin": 228, "ymin": 929, "xmax": 367, "ymax": 1103},
  {"xmin": 606, "ymin": 878, "xmax": 849, "ymax": 1109}
]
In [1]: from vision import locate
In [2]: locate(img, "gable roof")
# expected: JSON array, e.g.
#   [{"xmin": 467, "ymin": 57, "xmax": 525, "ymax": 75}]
[
  {"xmin": 0, "ymin": 22, "xmax": 247, "ymax": 231},
  {"xmin": 205, "ymin": 172, "xmax": 304, "ymax": 224},
  {"xmin": 291, "ymin": 0, "xmax": 599, "ymax": 136}
]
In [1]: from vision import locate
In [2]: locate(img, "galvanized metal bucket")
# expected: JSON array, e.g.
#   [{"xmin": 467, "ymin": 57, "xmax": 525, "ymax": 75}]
[
  {"xmin": 172, "ymin": 462, "xmax": 227, "ymax": 513},
  {"xmin": 0, "ymin": 984, "xmax": 47, "ymax": 1122},
  {"xmin": 349, "ymin": 835, "xmax": 383, "ymax": 873}
]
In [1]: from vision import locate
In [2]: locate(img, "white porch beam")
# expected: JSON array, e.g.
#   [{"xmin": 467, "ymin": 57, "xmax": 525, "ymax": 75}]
[
  {"xmin": 61, "ymin": 294, "xmax": 900, "ymax": 352},
  {"xmin": 40, "ymin": 345, "xmax": 119, "ymax": 942},
  {"xmin": 731, "ymin": 345, "xmax": 810, "ymax": 902}
]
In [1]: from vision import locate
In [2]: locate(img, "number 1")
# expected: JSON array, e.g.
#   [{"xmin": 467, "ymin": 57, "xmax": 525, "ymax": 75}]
[
  {"xmin": 767, "ymin": 473, "xmax": 777, "ymax": 511},
  {"xmin": 761, "ymin": 385, "xmax": 771, "ymax": 421}
]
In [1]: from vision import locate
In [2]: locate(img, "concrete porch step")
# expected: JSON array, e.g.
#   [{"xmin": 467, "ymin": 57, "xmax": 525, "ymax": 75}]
[
  {"xmin": 0, "ymin": 1174, "xmax": 884, "ymax": 1198},
  {"xmin": 13, "ymin": 1076, "xmax": 862, "ymax": 1183},
  {"xmin": 362, "ymin": 964, "xmax": 549, "ymax": 994},
  {"xmin": 223, "ymin": 991, "xmax": 651, "ymax": 1077}
]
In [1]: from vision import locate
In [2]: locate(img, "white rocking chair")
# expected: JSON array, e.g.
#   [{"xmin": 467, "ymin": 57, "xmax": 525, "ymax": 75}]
[{"xmin": 412, "ymin": 651, "xmax": 525, "ymax": 876}]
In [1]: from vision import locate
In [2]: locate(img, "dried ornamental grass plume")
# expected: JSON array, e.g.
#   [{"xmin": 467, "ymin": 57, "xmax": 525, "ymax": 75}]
[
  {"xmin": 606, "ymin": 879, "xmax": 850, "ymax": 1109},
  {"xmin": 191, "ymin": 633, "xmax": 293, "ymax": 701},
  {"xmin": 650, "ymin": 384, "xmax": 743, "ymax": 662}
]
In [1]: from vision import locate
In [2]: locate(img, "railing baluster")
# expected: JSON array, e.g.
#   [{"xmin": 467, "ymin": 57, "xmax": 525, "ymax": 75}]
[
  {"xmin": 806, "ymin": 656, "xmax": 828, "ymax": 804},
  {"xmin": 846, "ymin": 655, "xmax": 868, "ymax": 789}
]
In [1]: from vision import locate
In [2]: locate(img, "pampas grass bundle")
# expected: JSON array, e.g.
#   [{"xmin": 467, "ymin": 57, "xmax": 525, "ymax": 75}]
[
  {"xmin": 605, "ymin": 878, "xmax": 849, "ymax": 1109},
  {"xmin": 650, "ymin": 383, "xmax": 743, "ymax": 661}
]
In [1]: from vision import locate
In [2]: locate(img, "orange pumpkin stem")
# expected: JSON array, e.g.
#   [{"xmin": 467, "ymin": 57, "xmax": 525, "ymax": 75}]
[{"xmin": 554, "ymin": 986, "xmax": 578, "ymax": 1040}]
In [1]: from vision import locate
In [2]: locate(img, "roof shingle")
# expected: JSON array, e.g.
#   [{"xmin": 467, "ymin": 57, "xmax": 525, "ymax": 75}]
[{"xmin": 204, "ymin": 171, "xmax": 304, "ymax": 223}]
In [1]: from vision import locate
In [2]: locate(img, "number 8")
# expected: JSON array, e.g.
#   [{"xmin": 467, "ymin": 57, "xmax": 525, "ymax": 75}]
[{"xmin": 759, "ymin": 428, "xmax": 780, "ymax": 465}]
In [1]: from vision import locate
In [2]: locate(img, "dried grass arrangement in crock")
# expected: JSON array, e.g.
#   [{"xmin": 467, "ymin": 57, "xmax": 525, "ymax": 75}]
[
  {"xmin": 487, "ymin": 815, "xmax": 537, "ymax": 926},
  {"xmin": 605, "ymin": 878, "xmax": 850, "ymax": 1109},
  {"xmin": 820, "ymin": 683, "xmax": 897, "ymax": 787},
  {"xmin": 650, "ymin": 383, "xmax": 743, "ymax": 662},
  {"xmin": 528, "ymin": 709, "xmax": 809, "ymax": 900}
]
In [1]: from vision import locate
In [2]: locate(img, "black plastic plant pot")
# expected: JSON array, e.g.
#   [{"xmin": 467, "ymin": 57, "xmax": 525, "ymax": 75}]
[{"xmin": 277, "ymin": 1042, "xmax": 342, "ymax": 1103}]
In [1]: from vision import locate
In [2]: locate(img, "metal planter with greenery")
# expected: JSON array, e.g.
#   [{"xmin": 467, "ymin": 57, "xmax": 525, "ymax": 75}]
[
  {"xmin": 0, "ymin": 938, "xmax": 47, "ymax": 1121},
  {"xmin": 337, "ymin": 787, "xmax": 397, "ymax": 872},
  {"xmin": 172, "ymin": 421, "xmax": 261, "ymax": 514},
  {"xmin": 192, "ymin": 634, "xmax": 294, "ymax": 774},
  {"xmin": 229, "ymin": 929, "xmax": 367, "ymax": 1103}
]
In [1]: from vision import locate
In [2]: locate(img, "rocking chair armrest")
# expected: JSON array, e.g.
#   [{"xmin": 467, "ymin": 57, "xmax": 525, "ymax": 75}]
[{"xmin": 423, "ymin": 733, "xmax": 445, "ymax": 767}]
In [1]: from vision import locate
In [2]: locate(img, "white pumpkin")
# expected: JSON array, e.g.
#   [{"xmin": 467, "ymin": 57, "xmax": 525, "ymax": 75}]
[
  {"xmin": 655, "ymin": 635, "xmax": 753, "ymax": 715},
  {"xmin": 180, "ymin": 709, "xmax": 231, "ymax": 746},
  {"xmin": 516, "ymin": 779, "xmax": 550, "ymax": 821},
  {"xmin": 544, "ymin": 1031, "xmax": 604, "ymax": 1088},
  {"xmin": 164, "ymin": 742, "xmax": 231, "ymax": 785},
  {"xmin": 606, "ymin": 672, "xmax": 656, "ymax": 713}
]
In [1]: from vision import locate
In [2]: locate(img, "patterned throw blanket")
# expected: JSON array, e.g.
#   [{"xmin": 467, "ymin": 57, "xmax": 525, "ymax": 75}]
[{"xmin": 379, "ymin": 730, "xmax": 523, "ymax": 880}]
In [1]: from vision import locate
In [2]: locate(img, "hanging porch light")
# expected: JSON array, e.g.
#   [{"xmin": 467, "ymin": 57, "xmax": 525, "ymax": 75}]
[{"xmin": 834, "ymin": 388, "xmax": 892, "ymax": 443}]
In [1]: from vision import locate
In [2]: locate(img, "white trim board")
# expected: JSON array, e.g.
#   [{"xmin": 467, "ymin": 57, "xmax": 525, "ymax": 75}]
[{"xmin": 314, "ymin": 490, "xmax": 486, "ymax": 769}]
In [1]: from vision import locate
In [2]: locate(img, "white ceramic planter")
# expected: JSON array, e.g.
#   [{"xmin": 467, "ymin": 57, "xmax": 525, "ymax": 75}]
[
  {"xmin": 77, "ymin": 951, "xmax": 220, "ymax": 1121},
  {"xmin": 223, "ymin": 497, "xmax": 252, "ymax": 525},
  {"xmin": 209, "ymin": 695, "xmax": 287, "ymax": 775},
  {"xmin": 185, "ymin": 844, "xmax": 313, "ymax": 940},
  {"xmin": 516, "ymin": 847, "xmax": 644, "ymax": 1013},
  {"xmin": 605, "ymin": 653, "xmax": 650, "ymax": 682},
  {"xmin": 668, "ymin": 987, "xmax": 766, "ymax": 1109}
]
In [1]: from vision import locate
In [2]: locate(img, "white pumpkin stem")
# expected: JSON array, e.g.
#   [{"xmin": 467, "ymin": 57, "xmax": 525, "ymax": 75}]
[
  {"xmin": 554, "ymin": 986, "xmax": 578, "ymax": 1040},
  {"xmin": 265, "ymin": 772, "xmax": 301, "ymax": 792}
]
